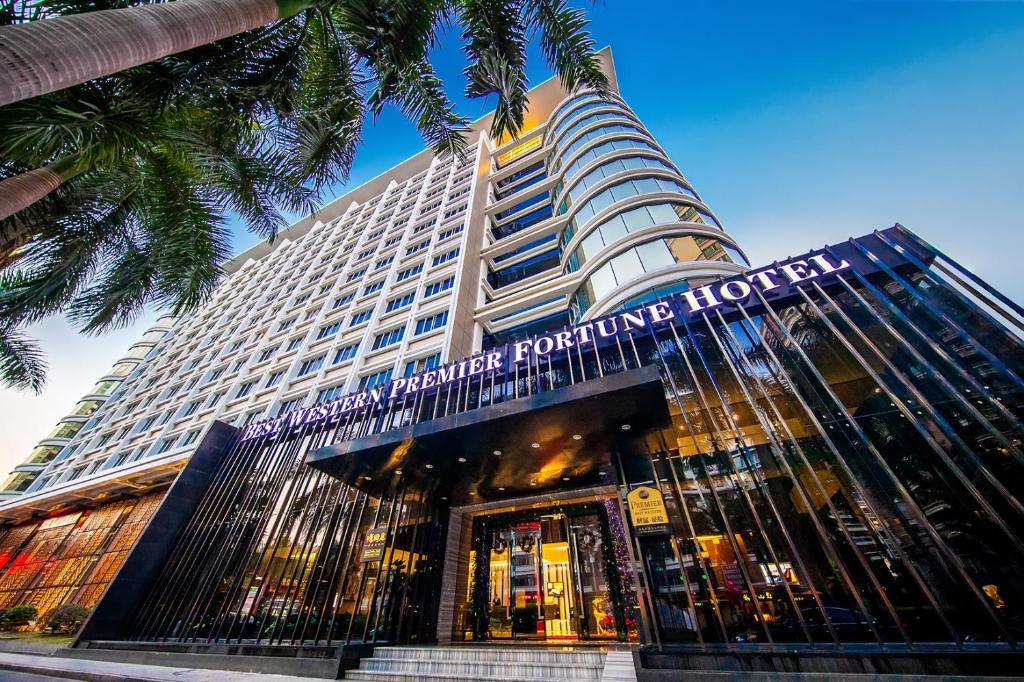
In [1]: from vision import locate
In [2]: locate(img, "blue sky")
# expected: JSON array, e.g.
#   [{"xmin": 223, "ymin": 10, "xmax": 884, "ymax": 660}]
[{"xmin": 2, "ymin": 0, "xmax": 1023, "ymax": 476}]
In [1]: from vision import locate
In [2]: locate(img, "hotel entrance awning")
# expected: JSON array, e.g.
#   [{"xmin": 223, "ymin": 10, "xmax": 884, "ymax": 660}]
[{"xmin": 305, "ymin": 365, "xmax": 670, "ymax": 504}]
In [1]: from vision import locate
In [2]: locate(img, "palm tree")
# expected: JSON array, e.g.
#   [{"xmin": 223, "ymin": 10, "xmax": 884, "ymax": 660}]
[
  {"xmin": 0, "ymin": 0, "xmax": 607, "ymax": 136},
  {"xmin": 0, "ymin": 92, "xmax": 321, "ymax": 393},
  {"xmin": 0, "ymin": 0, "xmax": 608, "ymax": 391},
  {"xmin": 1, "ymin": 0, "xmax": 606, "ymax": 231}
]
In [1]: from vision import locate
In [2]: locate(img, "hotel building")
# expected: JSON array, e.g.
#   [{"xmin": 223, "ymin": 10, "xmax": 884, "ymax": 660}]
[{"xmin": 0, "ymin": 49, "xmax": 1021, "ymax": 678}]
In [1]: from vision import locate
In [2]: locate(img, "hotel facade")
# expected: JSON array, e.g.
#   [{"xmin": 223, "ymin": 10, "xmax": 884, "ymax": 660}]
[{"xmin": 0, "ymin": 49, "xmax": 1022, "ymax": 678}]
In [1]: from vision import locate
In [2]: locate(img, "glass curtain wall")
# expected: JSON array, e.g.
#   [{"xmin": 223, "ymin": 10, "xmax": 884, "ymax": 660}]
[
  {"xmin": 0, "ymin": 492, "xmax": 163, "ymax": 624},
  {"xmin": 129, "ymin": 419, "xmax": 447, "ymax": 646},
  {"xmin": 122, "ymin": 227, "xmax": 1023, "ymax": 651},
  {"xmin": 621, "ymin": 236, "xmax": 1024, "ymax": 647}
]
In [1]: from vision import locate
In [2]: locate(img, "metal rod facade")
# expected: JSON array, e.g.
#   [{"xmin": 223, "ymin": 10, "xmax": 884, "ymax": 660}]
[{"xmin": 121, "ymin": 227, "xmax": 1023, "ymax": 650}]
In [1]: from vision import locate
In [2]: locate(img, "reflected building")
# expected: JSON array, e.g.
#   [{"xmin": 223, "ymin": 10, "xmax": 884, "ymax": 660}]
[{"xmin": 0, "ymin": 48, "xmax": 1022, "ymax": 677}]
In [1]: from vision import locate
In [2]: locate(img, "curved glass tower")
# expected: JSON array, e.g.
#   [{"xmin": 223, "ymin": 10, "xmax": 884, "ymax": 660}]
[{"xmin": 479, "ymin": 77, "xmax": 748, "ymax": 348}]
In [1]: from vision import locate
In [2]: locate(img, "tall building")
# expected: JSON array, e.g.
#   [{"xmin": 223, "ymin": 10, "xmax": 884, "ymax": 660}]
[
  {"xmin": 0, "ymin": 48, "xmax": 742, "ymax": 510},
  {"xmin": 0, "ymin": 48, "xmax": 1021, "ymax": 678}
]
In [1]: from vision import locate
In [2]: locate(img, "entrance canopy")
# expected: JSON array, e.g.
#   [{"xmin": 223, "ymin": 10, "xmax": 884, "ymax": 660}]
[{"xmin": 306, "ymin": 365, "xmax": 669, "ymax": 504}]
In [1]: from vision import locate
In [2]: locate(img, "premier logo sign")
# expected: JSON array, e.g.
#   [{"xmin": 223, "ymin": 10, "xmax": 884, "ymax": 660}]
[{"xmin": 238, "ymin": 251, "xmax": 849, "ymax": 442}]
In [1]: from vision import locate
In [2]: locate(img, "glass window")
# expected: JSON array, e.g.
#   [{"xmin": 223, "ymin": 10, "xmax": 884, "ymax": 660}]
[
  {"xmin": 564, "ymin": 156, "xmax": 673, "ymax": 206},
  {"xmin": 610, "ymin": 247, "xmax": 645, "ymax": 282},
  {"xmin": 609, "ymin": 180, "xmax": 636, "ymax": 203},
  {"xmin": 552, "ymin": 108, "xmax": 638, "ymax": 150},
  {"xmin": 25, "ymin": 445, "xmax": 62, "ymax": 465},
  {"xmin": 581, "ymin": 231, "xmax": 605, "ymax": 263},
  {"xmin": 561, "ymin": 137, "xmax": 660, "ymax": 185},
  {"xmin": 567, "ymin": 235, "xmax": 746, "ymax": 318},
  {"xmin": 648, "ymin": 203, "xmax": 681, "ymax": 224},
  {"xmin": 620, "ymin": 206, "xmax": 649, "ymax": 232},
  {"xmin": 70, "ymin": 400, "xmax": 103, "ymax": 417},
  {"xmin": 588, "ymin": 263, "xmax": 617, "ymax": 301},
  {"xmin": 635, "ymin": 239, "xmax": 676, "ymax": 271},
  {"xmin": 554, "ymin": 123, "xmax": 649, "ymax": 171}
]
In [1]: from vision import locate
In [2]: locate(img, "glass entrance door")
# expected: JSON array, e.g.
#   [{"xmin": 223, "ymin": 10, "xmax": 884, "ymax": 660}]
[
  {"xmin": 539, "ymin": 514, "xmax": 575, "ymax": 640},
  {"xmin": 511, "ymin": 520, "xmax": 545, "ymax": 638},
  {"xmin": 568, "ymin": 512, "xmax": 618, "ymax": 640},
  {"xmin": 476, "ymin": 503, "xmax": 623, "ymax": 641}
]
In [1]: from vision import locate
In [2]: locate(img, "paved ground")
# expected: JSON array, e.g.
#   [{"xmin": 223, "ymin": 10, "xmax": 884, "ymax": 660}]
[
  {"xmin": 0, "ymin": 651, "xmax": 331, "ymax": 681},
  {"xmin": 2, "ymin": 672, "xmax": 84, "ymax": 682}
]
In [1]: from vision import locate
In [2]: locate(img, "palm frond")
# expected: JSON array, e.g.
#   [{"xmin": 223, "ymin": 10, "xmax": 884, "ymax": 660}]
[
  {"xmin": 0, "ymin": 170, "xmax": 137, "ymax": 327},
  {"xmin": 282, "ymin": 101, "xmax": 364, "ymax": 192},
  {"xmin": 336, "ymin": 0, "xmax": 448, "ymax": 79},
  {"xmin": 526, "ymin": 0, "xmax": 608, "ymax": 95},
  {"xmin": 0, "ymin": 80, "xmax": 154, "ymax": 168},
  {"xmin": 135, "ymin": 152, "xmax": 231, "ymax": 323},
  {"xmin": 0, "ymin": 324, "xmax": 46, "ymax": 393},
  {"xmin": 371, "ymin": 59, "xmax": 470, "ymax": 159},
  {"xmin": 459, "ymin": 0, "xmax": 529, "ymax": 141},
  {"xmin": 66, "ymin": 240, "xmax": 155, "ymax": 333}
]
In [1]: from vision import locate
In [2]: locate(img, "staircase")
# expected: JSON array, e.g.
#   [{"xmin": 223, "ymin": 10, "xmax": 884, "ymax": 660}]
[{"xmin": 344, "ymin": 646, "xmax": 635, "ymax": 682}]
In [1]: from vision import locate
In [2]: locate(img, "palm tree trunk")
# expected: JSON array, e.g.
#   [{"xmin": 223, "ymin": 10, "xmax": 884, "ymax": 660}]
[
  {"xmin": 0, "ymin": 0, "xmax": 310, "ymax": 107},
  {"xmin": 0, "ymin": 156, "xmax": 89, "ymax": 261},
  {"xmin": 0, "ymin": 156, "xmax": 84, "ymax": 222}
]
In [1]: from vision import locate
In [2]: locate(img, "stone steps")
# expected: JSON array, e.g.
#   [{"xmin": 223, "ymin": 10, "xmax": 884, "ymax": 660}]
[
  {"xmin": 346, "ymin": 646, "xmax": 630, "ymax": 682},
  {"xmin": 372, "ymin": 645, "xmax": 607, "ymax": 665},
  {"xmin": 358, "ymin": 658, "xmax": 603, "ymax": 679}
]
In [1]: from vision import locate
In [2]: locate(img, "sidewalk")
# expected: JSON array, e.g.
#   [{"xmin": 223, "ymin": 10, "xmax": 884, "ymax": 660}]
[{"xmin": 0, "ymin": 651, "xmax": 332, "ymax": 681}]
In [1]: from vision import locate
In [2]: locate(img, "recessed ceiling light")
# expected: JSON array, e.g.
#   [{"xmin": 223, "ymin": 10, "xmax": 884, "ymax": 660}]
[
  {"xmin": 457, "ymin": 457, "xmax": 467, "ymax": 463},
  {"xmin": 572, "ymin": 434, "xmax": 582, "ymax": 440},
  {"xmin": 364, "ymin": 475, "xmax": 373, "ymax": 481},
  {"xmin": 425, "ymin": 464, "xmax": 434, "ymax": 469},
  {"xmin": 530, "ymin": 482, "xmax": 537, "ymax": 486},
  {"xmin": 562, "ymin": 477, "xmax": 570, "ymax": 481},
  {"xmin": 621, "ymin": 424, "xmax": 631, "ymax": 431},
  {"xmin": 440, "ymin": 496, "xmax": 447, "ymax": 501},
  {"xmin": 395, "ymin": 469, "xmax": 402, "ymax": 474},
  {"xmin": 531, "ymin": 442, "xmax": 540, "ymax": 448},
  {"xmin": 493, "ymin": 449, "xmax": 502, "ymax": 456}
]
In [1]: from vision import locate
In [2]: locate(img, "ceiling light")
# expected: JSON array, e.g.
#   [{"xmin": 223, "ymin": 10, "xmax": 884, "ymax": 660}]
[
  {"xmin": 493, "ymin": 449, "xmax": 502, "ymax": 456},
  {"xmin": 572, "ymin": 434, "xmax": 582, "ymax": 440},
  {"xmin": 621, "ymin": 424, "xmax": 631, "ymax": 431},
  {"xmin": 440, "ymin": 496, "xmax": 447, "ymax": 501},
  {"xmin": 364, "ymin": 476, "xmax": 373, "ymax": 481},
  {"xmin": 395, "ymin": 469, "xmax": 402, "ymax": 474},
  {"xmin": 457, "ymin": 457, "xmax": 467, "ymax": 463},
  {"xmin": 562, "ymin": 477, "xmax": 570, "ymax": 481},
  {"xmin": 498, "ymin": 487, "xmax": 505, "ymax": 491},
  {"xmin": 530, "ymin": 482, "xmax": 537, "ymax": 486},
  {"xmin": 425, "ymin": 464, "xmax": 434, "ymax": 469},
  {"xmin": 531, "ymin": 442, "xmax": 540, "ymax": 448}
]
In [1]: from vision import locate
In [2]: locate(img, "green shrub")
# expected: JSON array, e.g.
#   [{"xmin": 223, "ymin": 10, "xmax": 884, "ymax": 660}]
[
  {"xmin": 44, "ymin": 604, "xmax": 91, "ymax": 635},
  {"xmin": 0, "ymin": 604, "xmax": 39, "ymax": 629}
]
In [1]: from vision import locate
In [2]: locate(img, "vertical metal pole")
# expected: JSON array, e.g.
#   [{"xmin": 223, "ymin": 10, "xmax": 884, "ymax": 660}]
[{"xmin": 322, "ymin": 492, "xmax": 369, "ymax": 645}]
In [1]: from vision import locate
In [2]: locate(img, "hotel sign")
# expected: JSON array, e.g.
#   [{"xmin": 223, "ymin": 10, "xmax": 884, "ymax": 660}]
[
  {"xmin": 238, "ymin": 251, "xmax": 850, "ymax": 442},
  {"xmin": 626, "ymin": 486, "xmax": 671, "ymax": 536},
  {"xmin": 360, "ymin": 526, "xmax": 388, "ymax": 562}
]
